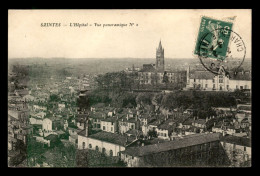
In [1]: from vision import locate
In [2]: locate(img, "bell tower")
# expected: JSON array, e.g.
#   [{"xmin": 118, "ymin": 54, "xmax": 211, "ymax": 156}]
[{"xmin": 156, "ymin": 40, "xmax": 164, "ymax": 71}]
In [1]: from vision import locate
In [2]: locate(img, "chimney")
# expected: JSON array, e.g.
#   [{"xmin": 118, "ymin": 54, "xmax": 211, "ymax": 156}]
[
  {"xmin": 126, "ymin": 114, "xmax": 129, "ymax": 121},
  {"xmin": 85, "ymin": 122, "xmax": 88, "ymax": 137}
]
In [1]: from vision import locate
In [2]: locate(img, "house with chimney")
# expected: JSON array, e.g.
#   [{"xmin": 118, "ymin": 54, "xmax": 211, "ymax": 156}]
[
  {"xmin": 156, "ymin": 119, "xmax": 176, "ymax": 140},
  {"xmin": 118, "ymin": 114, "xmax": 139, "ymax": 134},
  {"xmin": 88, "ymin": 111, "xmax": 105, "ymax": 130},
  {"xmin": 100, "ymin": 117, "xmax": 118, "ymax": 134}
]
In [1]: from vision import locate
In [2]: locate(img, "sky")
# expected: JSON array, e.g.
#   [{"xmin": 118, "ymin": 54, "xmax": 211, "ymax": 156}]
[{"xmin": 8, "ymin": 9, "xmax": 251, "ymax": 59}]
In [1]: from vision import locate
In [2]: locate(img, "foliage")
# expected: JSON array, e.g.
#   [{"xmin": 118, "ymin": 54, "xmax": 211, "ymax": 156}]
[
  {"xmin": 136, "ymin": 92, "xmax": 153, "ymax": 105},
  {"xmin": 147, "ymin": 130, "xmax": 157, "ymax": 138},
  {"xmin": 76, "ymin": 149, "xmax": 126, "ymax": 167},
  {"xmin": 49, "ymin": 94, "xmax": 61, "ymax": 102}
]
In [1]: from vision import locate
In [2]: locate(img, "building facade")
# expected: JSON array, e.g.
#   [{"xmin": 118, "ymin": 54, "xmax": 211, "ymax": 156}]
[
  {"xmin": 78, "ymin": 130, "xmax": 136, "ymax": 157},
  {"xmin": 137, "ymin": 41, "xmax": 186, "ymax": 89},
  {"xmin": 186, "ymin": 66, "xmax": 251, "ymax": 91},
  {"xmin": 121, "ymin": 133, "xmax": 229, "ymax": 167}
]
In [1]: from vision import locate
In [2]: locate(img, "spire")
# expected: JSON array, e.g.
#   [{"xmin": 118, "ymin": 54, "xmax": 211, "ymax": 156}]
[{"xmin": 158, "ymin": 40, "xmax": 163, "ymax": 51}]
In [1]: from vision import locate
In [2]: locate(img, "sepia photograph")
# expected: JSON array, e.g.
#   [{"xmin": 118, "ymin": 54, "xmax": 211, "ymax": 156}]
[{"xmin": 8, "ymin": 9, "xmax": 251, "ymax": 167}]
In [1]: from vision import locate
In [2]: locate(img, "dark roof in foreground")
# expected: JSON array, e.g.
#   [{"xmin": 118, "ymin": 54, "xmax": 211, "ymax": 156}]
[
  {"xmin": 78, "ymin": 130, "xmax": 136, "ymax": 146},
  {"xmin": 122, "ymin": 133, "xmax": 221, "ymax": 157},
  {"xmin": 220, "ymin": 135, "xmax": 251, "ymax": 147}
]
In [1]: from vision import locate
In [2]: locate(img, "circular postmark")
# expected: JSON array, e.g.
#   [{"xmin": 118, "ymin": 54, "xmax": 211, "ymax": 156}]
[{"xmin": 197, "ymin": 28, "xmax": 246, "ymax": 75}]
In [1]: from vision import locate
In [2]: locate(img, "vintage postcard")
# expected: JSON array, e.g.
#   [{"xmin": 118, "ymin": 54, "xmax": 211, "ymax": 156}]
[{"xmin": 8, "ymin": 9, "xmax": 251, "ymax": 167}]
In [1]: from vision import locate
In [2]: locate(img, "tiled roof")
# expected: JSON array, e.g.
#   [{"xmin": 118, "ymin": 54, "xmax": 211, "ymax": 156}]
[
  {"xmin": 15, "ymin": 89, "xmax": 29, "ymax": 96},
  {"xmin": 139, "ymin": 64, "xmax": 156, "ymax": 72},
  {"xmin": 125, "ymin": 129, "xmax": 143, "ymax": 136},
  {"xmin": 78, "ymin": 130, "xmax": 136, "ymax": 146},
  {"xmin": 91, "ymin": 103, "xmax": 106, "ymax": 108},
  {"xmin": 183, "ymin": 118, "xmax": 194, "ymax": 125},
  {"xmin": 228, "ymin": 71, "xmax": 251, "ymax": 81},
  {"xmin": 120, "ymin": 117, "xmax": 136, "ymax": 123},
  {"xmin": 89, "ymin": 112, "xmax": 105, "ymax": 119},
  {"xmin": 189, "ymin": 71, "xmax": 216, "ymax": 80},
  {"xmin": 157, "ymin": 119, "xmax": 176, "ymax": 130},
  {"xmin": 194, "ymin": 119, "xmax": 206, "ymax": 125},
  {"xmin": 101, "ymin": 117, "xmax": 117, "ymax": 122},
  {"xmin": 8, "ymin": 110, "xmax": 20, "ymax": 119},
  {"xmin": 220, "ymin": 135, "xmax": 251, "ymax": 147},
  {"xmin": 45, "ymin": 134, "xmax": 58, "ymax": 141},
  {"xmin": 122, "ymin": 133, "xmax": 221, "ymax": 157},
  {"xmin": 148, "ymin": 119, "xmax": 162, "ymax": 126}
]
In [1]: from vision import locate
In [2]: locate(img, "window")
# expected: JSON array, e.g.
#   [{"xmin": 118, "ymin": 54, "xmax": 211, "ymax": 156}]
[
  {"xmin": 111, "ymin": 127, "xmax": 113, "ymax": 131},
  {"xmin": 205, "ymin": 84, "xmax": 208, "ymax": 88},
  {"xmin": 103, "ymin": 126, "xmax": 106, "ymax": 130},
  {"xmin": 220, "ymin": 86, "xmax": 222, "ymax": 90},
  {"xmin": 110, "ymin": 150, "xmax": 113, "ymax": 157},
  {"xmin": 212, "ymin": 79, "xmax": 215, "ymax": 83},
  {"xmin": 96, "ymin": 146, "xmax": 99, "ymax": 151},
  {"xmin": 82, "ymin": 142, "xmax": 85, "ymax": 149},
  {"xmin": 244, "ymin": 147, "xmax": 247, "ymax": 151},
  {"xmin": 213, "ymin": 84, "xmax": 215, "ymax": 89},
  {"xmin": 245, "ymin": 85, "xmax": 248, "ymax": 89},
  {"xmin": 236, "ymin": 85, "xmax": 238, "ymax": 89},
  {"xmin": 227, "ymin": 85, "xmax": 229, "ymax": 90},
  {"xmin": 240, "ymin": 86, "xmax": 243, "ymax": 90},
  {"xmin": 194, "ymin": 79, "xmax": 196, "ymax": 82},
  {"xmin": 89, "ymin": 144, "xmax": 92, "ymax": 149}
]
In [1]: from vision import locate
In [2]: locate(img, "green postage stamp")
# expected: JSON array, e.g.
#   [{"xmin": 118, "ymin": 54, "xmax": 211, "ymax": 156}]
[{"xmin": 194, "ymin": 16, "xmax": 234, "ymax": 61}]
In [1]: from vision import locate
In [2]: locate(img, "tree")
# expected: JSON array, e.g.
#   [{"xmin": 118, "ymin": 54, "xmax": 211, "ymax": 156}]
[
  {"xmin": 147, "ymin": 130, "xmax": 157, "ymax": 139},
  {"xmin": 162, "ymin": 71, "xmax": 169, "ymax": 89},
  {"xmin": 49, "ymin": 94, "xmax": 60, "ymax": 102},
  {"xmin": 136, "ymin": 93, "xmax": 153, "ymax": 105}
]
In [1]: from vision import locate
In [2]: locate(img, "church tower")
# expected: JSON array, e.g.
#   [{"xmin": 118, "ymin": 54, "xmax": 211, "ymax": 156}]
[{"xmin": 156, "ymin": 40, "xmax": 165, "ymax": 71}]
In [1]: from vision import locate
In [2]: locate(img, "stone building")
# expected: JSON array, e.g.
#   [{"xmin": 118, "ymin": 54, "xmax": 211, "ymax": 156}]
[
  {"xmin": 121, "ymin": 133, "xmax": 230, "ymax": 167},
  {"xmin": 186, "ymin": 66, "xmax": 251, "ymax": 91},
  {"xmin": 138, "ymin": 41, "xmax": 187, "ymax": 89}
]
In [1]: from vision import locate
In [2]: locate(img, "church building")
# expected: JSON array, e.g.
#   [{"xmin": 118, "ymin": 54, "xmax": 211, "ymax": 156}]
[{"xmin": 138, "ymin": 41, "xmax": 187, "ymax": 89}]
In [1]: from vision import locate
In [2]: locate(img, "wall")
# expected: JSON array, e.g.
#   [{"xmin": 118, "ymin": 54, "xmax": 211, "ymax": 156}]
[
  {"xmin": 43, "ymin": 119, "xmax": 52, "ymax": 131},
  {"xmin": 78, "ymin": 135, "xmax": 125, "ymax": 157}
]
